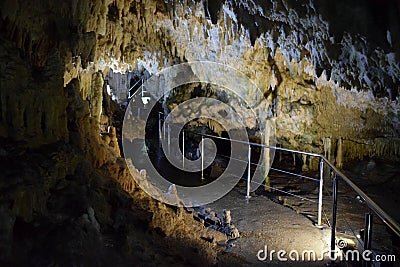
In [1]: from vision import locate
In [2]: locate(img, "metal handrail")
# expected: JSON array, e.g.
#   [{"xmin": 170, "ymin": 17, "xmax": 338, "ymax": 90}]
[
  {"xmin": 192, "ymin": 131, "xmax": 321, "ymax": 157},
  {"xmin": 217, "ymin": 152, "xmax": 319, "ymax": 182},
  {"xmin": 129, "ymin": 78, "xmax": 143, "ymax": 92},
  {"xmin": 161, "ymin": 121, "xmax": 400, "ymax": 240},
  {"xmin": 128, "ymin": 78, "xmax": 144, "ymax": 99},
  {"xmin": 320, "ymin": 155, "xmax": 400, "ymax": 238}
]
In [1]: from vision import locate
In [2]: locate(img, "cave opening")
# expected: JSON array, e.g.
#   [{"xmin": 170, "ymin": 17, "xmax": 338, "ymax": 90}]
[
  {"xmin": 135, "ymin": 82, "xmax": 264, "ymax": 188},
  {"xmin": 139, "ymin": 82, "xmax": 233, "ymax": 187}
]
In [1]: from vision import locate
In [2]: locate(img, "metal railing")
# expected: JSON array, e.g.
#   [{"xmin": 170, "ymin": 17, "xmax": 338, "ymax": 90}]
[
  {"xmin": 127, "ymin": 77, "xmax": 154, "ymax": 120},
  {"xmin": 128, "ymin": 78, "xmax": 144, "ymax": 99},
  {"xmin": 321, "ymin": 157, "xmax": 400, "ymax": 265},
  {"xmin": 158, "ymin": 119, "xmax": 400, "ymax": 265},
  {"xmin": 160, "ymin": 120, "xmax": 326, "ymax": 224}
]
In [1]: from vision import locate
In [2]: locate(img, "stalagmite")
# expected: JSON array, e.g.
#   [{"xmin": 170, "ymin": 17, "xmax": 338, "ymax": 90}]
[
  {"xmin": 336, "ymin": 138, "xmax": 343, "ymax": 169},
  {"xmin": 2, "ymin": 0, "xmax": 400, "ymax": 265},
  {"xmin": 263, "ymin": 120, "xmax": 272, "ymax": 192},
  {"xmin": 223, "ymin": 209, "xmax": 231, "ymax": 225},
  {"xmin": 302, "ymin": 154, "xmax": 308, "ymax": 171},
  {"xmin": 323, "ymin": 137, "xmax": 331, "ymax": 162}
]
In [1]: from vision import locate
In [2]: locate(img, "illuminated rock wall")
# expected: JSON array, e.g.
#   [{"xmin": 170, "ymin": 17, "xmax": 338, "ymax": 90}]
[
  {"xmin": 2, "ymin": 0, "xmax": 399, "ymax": 161},
  {"xmin": 0, "ymin": 0, "xmax": 399, "ymax": 263},
  {"xmin": 0, "ymin": 1, "xmax": 223, "ymax": 265}
]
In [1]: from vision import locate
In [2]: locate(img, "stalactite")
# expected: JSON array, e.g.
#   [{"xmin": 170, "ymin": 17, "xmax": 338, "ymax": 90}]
[{"xmin": 1, "ymin": 0, "xmax": 400, "ymax": 265}]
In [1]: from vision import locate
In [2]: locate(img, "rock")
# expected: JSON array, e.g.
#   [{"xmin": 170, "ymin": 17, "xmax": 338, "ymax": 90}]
[
  {"xmin": 204, "ymin": 228, "xmax": 227, "ymax": 244},
  {"xmin": 139, "ymin": 169, "xmax": 147, "ymax": 178},
  {"xmin": 223, "ymin": 209, "xmax": 231, "ymax": 225},
  {"xmin": 87, "ymin": 207, "xmax": 100, "ymax": 232},
  {"xmin": 1, "ymin": 0, "xmax": 400, "ymax": 265},
  {"xmin": 166, "ymin": 184, "xmax": 180, "ymax": 205},
  {"xmin": 228, "ymin": 225, "xmax": 240, "ymax": 239}
]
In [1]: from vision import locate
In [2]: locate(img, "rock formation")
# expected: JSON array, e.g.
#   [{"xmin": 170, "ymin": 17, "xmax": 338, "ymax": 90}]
[{"xmin": 0, "ymin": 0, "xmax": 399, "ymax": 265}]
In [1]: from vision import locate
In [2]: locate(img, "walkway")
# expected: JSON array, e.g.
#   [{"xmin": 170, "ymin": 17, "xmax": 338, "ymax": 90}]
[{"xmin": 206, "ymin": 185, "xmax": 333, "ymax": 266}]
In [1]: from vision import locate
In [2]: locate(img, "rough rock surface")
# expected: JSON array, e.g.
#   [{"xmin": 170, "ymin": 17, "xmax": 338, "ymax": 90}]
[
  {"xmin": 0, "ymin": 0, "xmax": 400, "ymax": 266},
  {"xmin": 0, "ymin": 1, "xmax": 225, "ymax": 266},
  {"xmin": 2, "ymin": 0, "xmax": 399, "ymax": 159}
]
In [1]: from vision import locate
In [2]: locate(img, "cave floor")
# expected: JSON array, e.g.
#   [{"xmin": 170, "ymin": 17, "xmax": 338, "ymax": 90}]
[
  {"xmin": 205, "ymin": 185, "xmax": 335, "ymax": 266},
  {"xmin": 204, "ymin": 158, "xmax": 400, "ymax": 266}
]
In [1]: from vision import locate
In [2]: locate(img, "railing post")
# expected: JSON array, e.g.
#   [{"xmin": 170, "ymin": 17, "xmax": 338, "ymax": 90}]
[
  {"xmin": 182, "ymin": 130, "xmax": 185, "ymax": 169},
  {"xmin": 246, "ymin": 144, "xmax": 251, "ymax": 199},
  {"xmin": 362, "ymin": 210, "xmax": 373, "ymax": 267},
  {"xmin": 317, "ymin": 157, "xmax": 324, "ymax": 227},
  {"xmin": 201, "ymin": 136, "xmax": 204, "ymax": 180},
  {"xmin": 158, "ymin": 112, "xmax": 162, "ymax": 146},
  {"xmin": 141, "ymin": 79, "xmax": 144, "ymax": 97},
  {"xmin": 157, "ymin": 112, "xmax": 161, "ymax": 164},
  {"xmin": 163, "ymin": 115, "xmax": 166, "ymax": 140},
  {"xmin": 330, "ymin": 174, "xmax": 338, "ymax": 264},
  {"xmin": 167, "ymin": 124, "xmax": 170, "ymax": 156}
]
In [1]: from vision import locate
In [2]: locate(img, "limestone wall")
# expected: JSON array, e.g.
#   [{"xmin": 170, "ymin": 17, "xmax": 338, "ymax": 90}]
[
  {"xmin": 0, "ymin": 1, "xmax": 225, "ymax": 264},
  {"xmin": 1, "ymin": 0, "xmax": 400, "ymax": 264},
  {"xmin": 1, "ymin": 0, "xmax": 399, "ymax": 161},
  {"xmin": 1, "ymin": 0, "xmax": 400, "ymax": 162}
]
